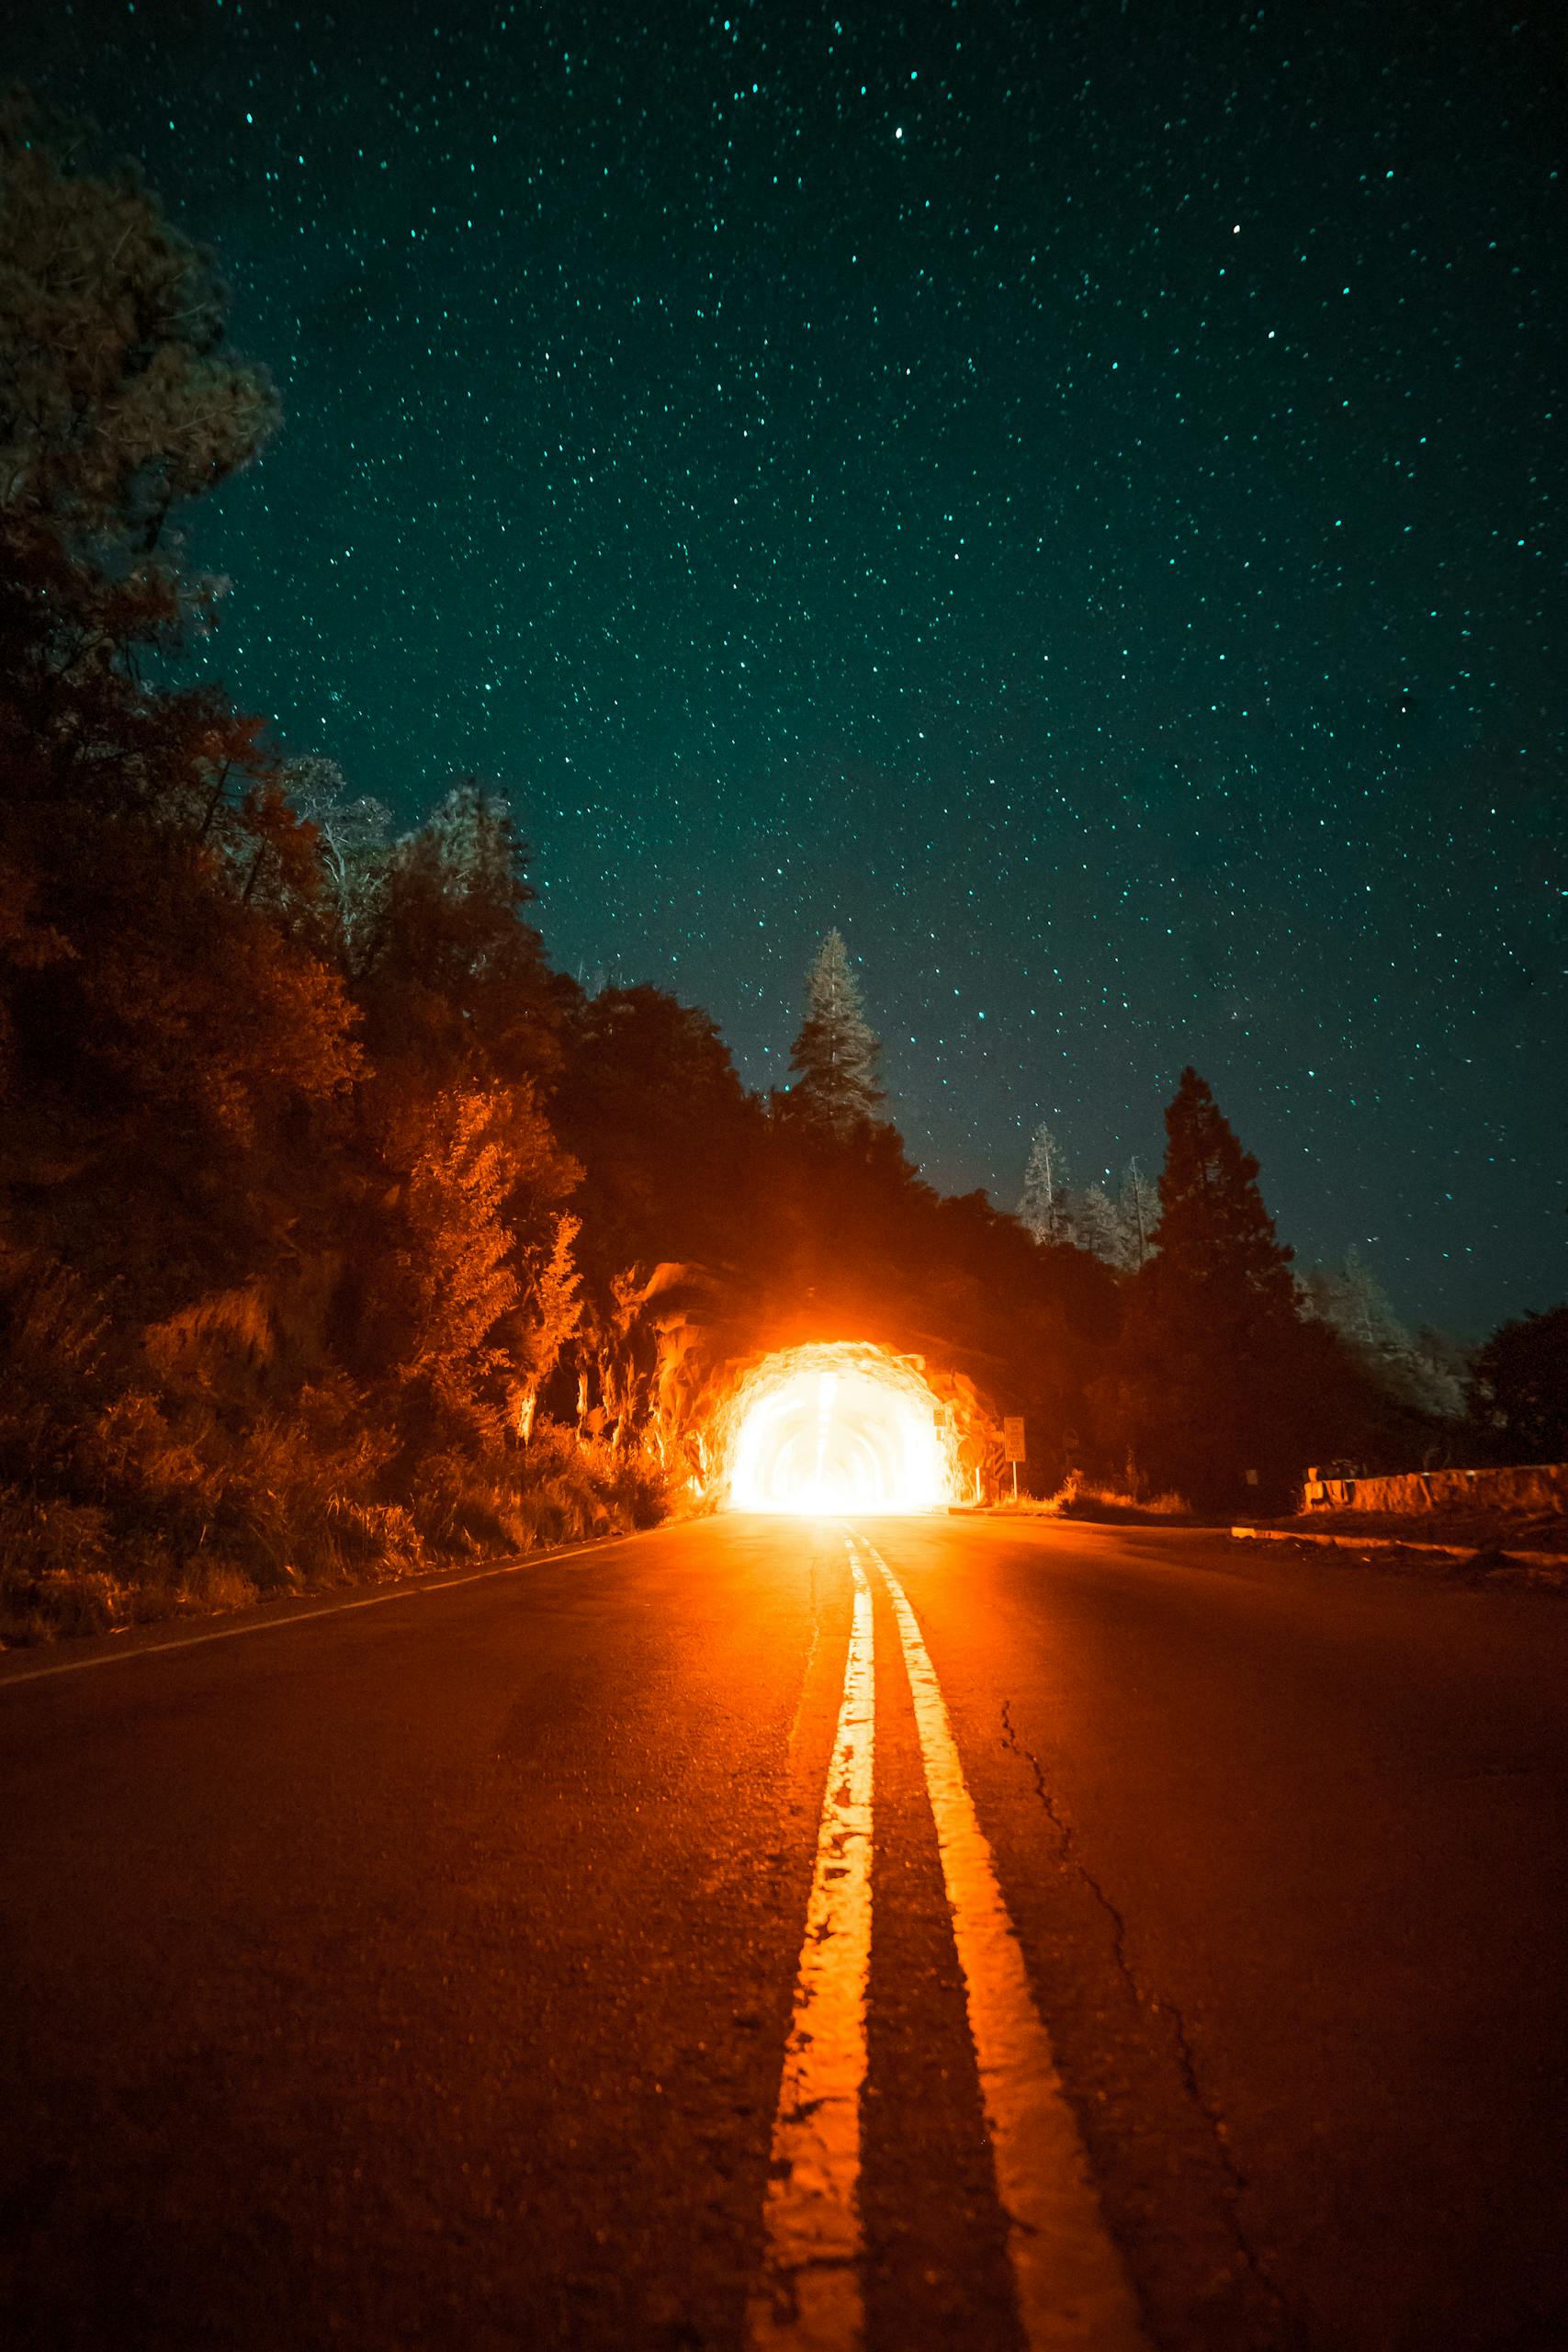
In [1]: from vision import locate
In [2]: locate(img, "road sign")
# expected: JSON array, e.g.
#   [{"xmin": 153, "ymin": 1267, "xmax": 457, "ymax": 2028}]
[{"xmin": 1002, "ymin": 1416, "xmax": 1026, "ymax": 1463}]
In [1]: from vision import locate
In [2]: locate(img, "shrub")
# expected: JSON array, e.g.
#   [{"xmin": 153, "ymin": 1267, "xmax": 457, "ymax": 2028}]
[{"xmin": 0, "ymin": 1487, "xmax": 123, "ymax": 1643}]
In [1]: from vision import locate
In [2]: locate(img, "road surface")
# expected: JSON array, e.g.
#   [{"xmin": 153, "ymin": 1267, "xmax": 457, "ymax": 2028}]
[{"xmin": 3, "ymin": 1513, "xmax": 1567, "ymax": 2350}]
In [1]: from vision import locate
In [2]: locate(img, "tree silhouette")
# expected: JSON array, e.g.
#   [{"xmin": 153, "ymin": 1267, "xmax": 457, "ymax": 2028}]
[
  {"xmin": 1118, "ymin": 1157, "xmax": 1158, "ymax": 1268},
  {"xmin": 1469, "ymin": 1305, "xmax": 1568, "ymax": 1464},
  {"xmin": 788, "ymin": 929, "xmax": 884, "ymax": 1136},
  {"xmin": 1122, "ymin": 1068, "xmax": 1327, "ymax": 1509},
  {"xmin": 0, "ymin": 91, "xmax": 276, "ymax": 560},
  {"xmin": 1152, "ymin": 1068, "xmax": 1298, "ymax": 1311}
]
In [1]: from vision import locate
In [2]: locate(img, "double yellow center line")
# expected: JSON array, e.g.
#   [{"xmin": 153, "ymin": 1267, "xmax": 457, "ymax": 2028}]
[{"xmin": 749, "ymin": 1534, "xmax": 1148, "ymax": 2352}]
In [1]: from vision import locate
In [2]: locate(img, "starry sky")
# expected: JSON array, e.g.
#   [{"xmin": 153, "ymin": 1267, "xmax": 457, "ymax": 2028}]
[{"xmin": 12, "ymin": 0, "xmax": 1564, "ymax": 1332}]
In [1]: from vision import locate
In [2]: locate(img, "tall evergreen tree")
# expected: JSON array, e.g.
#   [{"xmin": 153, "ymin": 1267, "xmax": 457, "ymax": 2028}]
[
  {"xmin": 1076, "ymin": 1182, "xmax": 1124, "ymax": 1266},
  {"xmin": 1151, "ymin": 1068, "xmax": 1298, "ymax": 1310},
  {"xmin": 788, "ymin": 929, "xmax": 884, "ymax": 1136},
  {"xmin": 1020, "ymin": 1122, "xmax": 1075, "ymax": 1246},
  {"xmin": 1060, "ymin": 1159, "xmax": 1158, "ymax": 1271},
  {"xmin": 1303, "ymin": 1249, "xmax": 1465, "ymax": 1420},
  {"xmin": 1119, "ymin": 1157, "xmax": 1158, "ymax": 1268},
  {"xmin": 1122, "ymin": 1069, "xmax": 1324, "ymax": 1507}
]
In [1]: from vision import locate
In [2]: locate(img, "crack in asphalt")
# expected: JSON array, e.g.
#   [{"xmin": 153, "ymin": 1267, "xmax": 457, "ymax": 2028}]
[{"xmin": 998, "ymin": 1699, "xmax": 1296, "ymax": 2336}]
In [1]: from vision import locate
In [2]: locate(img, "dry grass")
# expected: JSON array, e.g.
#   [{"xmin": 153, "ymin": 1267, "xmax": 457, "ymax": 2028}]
[
  {"xmin": 1068, "ymin": 1480, "xmax": 1190, "ymax": 1518},
  {"xmin": 998, "ymin": 1472, "xmax": 1192, "ymax": 1522}
]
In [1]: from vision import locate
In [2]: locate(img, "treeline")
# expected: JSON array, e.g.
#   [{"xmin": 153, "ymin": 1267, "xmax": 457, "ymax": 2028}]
[
  {"xmin": 0, "ymin": 104, "xmax": 1554, "ymax": 1639},
  {"xmin": 1019, "ymin": 1122, "xmax": 1471, "ymax": 1423}
]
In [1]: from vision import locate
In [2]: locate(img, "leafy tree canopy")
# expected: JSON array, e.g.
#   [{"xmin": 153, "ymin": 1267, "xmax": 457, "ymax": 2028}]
[{"xmin": 0, "ymin": 87, "xmax": 276, "ymax": 570}]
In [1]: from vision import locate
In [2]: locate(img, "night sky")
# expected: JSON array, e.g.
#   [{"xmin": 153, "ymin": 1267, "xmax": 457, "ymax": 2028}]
[{"xmin": 12, "ymin": 0, "xmax": 1564, "ymax": 1332}]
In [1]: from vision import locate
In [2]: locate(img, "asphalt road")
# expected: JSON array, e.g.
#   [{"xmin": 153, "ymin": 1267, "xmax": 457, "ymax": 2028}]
[{"xmin": 3, "ymin": 1514, "xmax": 1567, "ymax": 2351}]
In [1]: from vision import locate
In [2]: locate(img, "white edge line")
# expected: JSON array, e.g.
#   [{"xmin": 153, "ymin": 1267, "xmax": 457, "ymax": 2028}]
[{"xmin": 0, "ymin": 1525, "xmax": 666, "ymax": 1690}]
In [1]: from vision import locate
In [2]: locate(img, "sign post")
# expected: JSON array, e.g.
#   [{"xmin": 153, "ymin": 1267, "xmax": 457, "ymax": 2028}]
[{"xmin": 1002, "ymin": 1415, "xmax": 1026, "ymax": 1502}]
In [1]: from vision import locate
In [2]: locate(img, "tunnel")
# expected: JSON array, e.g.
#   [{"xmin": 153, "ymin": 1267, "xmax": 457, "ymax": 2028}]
[{"xmin": 722, "ymin": 1343, "xmax": 958, "ymax": 1514}]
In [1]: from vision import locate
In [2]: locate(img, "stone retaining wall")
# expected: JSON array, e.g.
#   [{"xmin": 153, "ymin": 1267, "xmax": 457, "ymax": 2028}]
[{"xmin": 1303, "ymin": 1463, "xmax": 1568, "ymax": 1515}]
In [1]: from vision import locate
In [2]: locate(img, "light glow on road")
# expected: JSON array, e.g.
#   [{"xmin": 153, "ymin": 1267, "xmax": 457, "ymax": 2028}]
[{"xmin": 724, "ymin": 1343, "xmax": 957, "ymax": 1513}]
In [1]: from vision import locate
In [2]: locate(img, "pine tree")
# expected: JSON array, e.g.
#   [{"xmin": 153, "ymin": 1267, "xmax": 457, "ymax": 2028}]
[
  {"xmin": 1076, "ymin": 1182, "xmax": 1124, "ymax": 1266},
  {"xmin": 1151, "ymin": 1069, "xmax": 1298, "ymax": 1313},
  {"xmin": 1020, "ymin": 1122, "xmax": 1074, "ymax": 1246},
  {"xmin": 1075, "ymin": 1167, "xmax": 1157, "ymax": 1271},
  {"xmin": 360, "ymin": 781, "xmax": 563, "ymax": 1085},
  {"xmin": 788, "ymin": 929, "xmax": 884, "ymax": 1136},
  {"xmin": 1122, "ymin": 1068, "xmax": 1315, "ymax": 1508},
  {"xmin": 1119, "ymin": 1157, "xmax": 1158, "ymax": 1268},
  {"xmin": 1303, "ymin": 1248, "xmax": 1465, "ymax": 1420}
]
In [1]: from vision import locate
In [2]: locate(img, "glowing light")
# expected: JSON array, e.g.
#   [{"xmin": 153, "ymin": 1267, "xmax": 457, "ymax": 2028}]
[{"xmin": 724, "ymin": 1343, "xmax": 957, "ymax": 1514}]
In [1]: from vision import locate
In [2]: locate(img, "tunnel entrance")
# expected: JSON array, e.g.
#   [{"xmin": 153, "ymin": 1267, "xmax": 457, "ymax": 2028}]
[{"xmin": 721, "ymin": 1343, "xmax": 959, "ymax": 1514}]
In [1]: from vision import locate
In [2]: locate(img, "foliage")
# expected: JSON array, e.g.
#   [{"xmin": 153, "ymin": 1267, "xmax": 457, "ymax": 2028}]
[
  {"xmin": 0, "ymin": 107, "xmax": 657, "ymax": 1636},
  {"xmin": 552, "ymin": 985, "xmax": 762, "ymax": 1283},
  {"xmin": 1303, "ymin": 1248, "xmax": 1466, "ymax": 1424},
  {"xmin": 1109, "ymin": 1069, "xmax": 1365, "ymax": 1510},
  {"xmin": 0, "ymin": 89, "xmax": 277, "ymax": 557},
  {"xmin": 1468, "ymin": 1305, "xmax": 1568, "ymax": 1464},
  {"xmin": 1019, "ymin": 1122, "xmax": 1075, "ymax": 1247},
  {"xmin": 787, "ymin": 928, "xmax": 885, "ymax": 1136},
  {"xmin": 356, "ymin": 781, "xmax": 569, "ymax": 1086}
]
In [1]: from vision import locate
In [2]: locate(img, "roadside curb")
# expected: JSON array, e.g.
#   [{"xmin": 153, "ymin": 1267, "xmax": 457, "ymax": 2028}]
[{"xmin": 1231, "ymin": 1526, "xmax": 1568, "ymax": 1569}]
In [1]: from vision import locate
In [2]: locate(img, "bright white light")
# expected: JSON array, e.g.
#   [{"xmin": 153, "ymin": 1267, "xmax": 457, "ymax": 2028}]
[{"xmin": 726, "ymin": 1344, "xmax": 954, "ymax": 1514}]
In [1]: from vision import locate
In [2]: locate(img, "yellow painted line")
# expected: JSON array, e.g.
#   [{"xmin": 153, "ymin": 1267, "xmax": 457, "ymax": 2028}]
[
  {"xmin": 748, "ymin": 1554, "xmax": 874, "ymax": 2352},
  {"xmin": 855, "ymin": 1536, "xmax": 1150, "ymax": 2352}
]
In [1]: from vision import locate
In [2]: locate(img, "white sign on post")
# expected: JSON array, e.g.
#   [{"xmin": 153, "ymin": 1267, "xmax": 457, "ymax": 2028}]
[{"xmin": 1002, "ymin": 1416, "xmax": 1026, "ymax": 1463}]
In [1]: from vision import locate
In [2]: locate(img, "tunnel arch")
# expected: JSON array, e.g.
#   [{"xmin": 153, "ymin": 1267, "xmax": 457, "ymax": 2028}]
[{"xmin": 718, "ymin": 1343, "xmax": 960, "ymax": 1514}]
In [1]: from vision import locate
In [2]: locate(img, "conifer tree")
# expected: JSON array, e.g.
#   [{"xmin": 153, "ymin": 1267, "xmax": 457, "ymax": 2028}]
[
  {"xmin": 1303, "ymin": 1248, "xmax": 1465, "ymax": 1419},
  {"xmin": 788, "ymin": 929, "xmax": 884, "ymax": 1136},
  {"xmin": 1020, "ymin": 1122, "xmax": 1075, "ymax": 1246},
  {"xmin": 1076, "ymin": 1182, "xmax": 1124, "ymax": 1266},
  {"xmin": 1122, "ymin": 1068, "xmax": 1319, "ymax": 1508},
  {"xmin": 1151, "ymin": 1068, "xmax": 1297, "ymax": 1315},
  {"xmin": 1119, "ymin": 1157, "xmax": 1158, "ymax": 1268}
]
